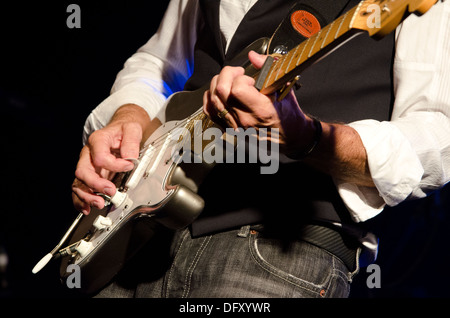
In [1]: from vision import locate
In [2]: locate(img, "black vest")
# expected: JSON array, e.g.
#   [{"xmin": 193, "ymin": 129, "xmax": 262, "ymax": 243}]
[{"xmin": 187, "ymin": 0, "xmax": 396, "ymax": 237}]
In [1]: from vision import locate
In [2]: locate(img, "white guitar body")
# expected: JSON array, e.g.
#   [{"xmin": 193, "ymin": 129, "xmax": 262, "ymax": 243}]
[{"xmin": 60, "ymin": 108, "xmax": 211, "ymax": 294}]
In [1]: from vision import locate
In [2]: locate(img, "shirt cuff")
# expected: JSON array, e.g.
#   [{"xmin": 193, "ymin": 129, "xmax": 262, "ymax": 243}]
[
  {"xmin": 83, "ymin": 82, "xmax": 167, "ymax": 144},
  {"xmin": 336, "ymin": 119, "xmax": 424, "ymax": 222}
]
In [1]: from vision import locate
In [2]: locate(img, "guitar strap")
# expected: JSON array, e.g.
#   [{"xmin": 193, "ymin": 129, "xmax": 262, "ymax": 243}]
[
  {"xmin": 267, "ymin": 0, "xmax": 353, "ymax": 54},
  {"xmin": 185, "ymin": 0, "xmax": 355, "ymax": 91}
]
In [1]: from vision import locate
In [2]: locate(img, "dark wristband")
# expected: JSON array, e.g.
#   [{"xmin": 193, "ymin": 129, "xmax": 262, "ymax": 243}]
[{"xmin": 288, "ymin": 118, "xmax": 322, "ymax": 160}]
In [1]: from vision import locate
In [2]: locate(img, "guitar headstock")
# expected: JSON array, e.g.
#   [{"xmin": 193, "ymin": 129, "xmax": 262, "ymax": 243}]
[{"xmin": 351, "ymin": 0, "xmax": 438, "ymax": 38}]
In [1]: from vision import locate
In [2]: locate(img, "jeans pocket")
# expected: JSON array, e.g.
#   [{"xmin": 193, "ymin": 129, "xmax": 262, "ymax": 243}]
[{"xmin": 248, "ymin": 231, "xmax": 350, "ymax": 298}]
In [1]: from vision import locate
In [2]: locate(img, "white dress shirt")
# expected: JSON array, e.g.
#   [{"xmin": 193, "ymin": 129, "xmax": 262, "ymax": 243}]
[{"xmin": 83, "ymin": 0, "xmax": 450, "ymax": 224}]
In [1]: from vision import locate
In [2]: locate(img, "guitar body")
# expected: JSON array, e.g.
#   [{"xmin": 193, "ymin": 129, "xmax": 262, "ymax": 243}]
[
  {"xmin": 59, "ymin": 38, "xmax": 270, "ymax": 295},
  {"xmin": 60, "ymin": 118, "xmax": 209, "ymax": 294}
]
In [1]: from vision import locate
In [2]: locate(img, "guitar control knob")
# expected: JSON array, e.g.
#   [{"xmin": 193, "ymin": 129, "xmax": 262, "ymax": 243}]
[
  {"xmin": 93, "ymin": 215, "xmax": 113, "ymax": 230},
  {"xmin": 110, "ymin": 191, "xmax": 127, "ymax": 208},
  {"xmin": 75, "ymin": 240, "xmax": 93, "ymax": 258}
]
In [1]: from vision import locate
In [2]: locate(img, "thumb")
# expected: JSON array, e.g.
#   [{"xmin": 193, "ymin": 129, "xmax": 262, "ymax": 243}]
[
  {"xmin": 248, "ymin": 50, "xmax": 268, "ymax": 70},
  {"xmin": 120, "ymin": 122, "xmax": 143, "ymax": 159}
]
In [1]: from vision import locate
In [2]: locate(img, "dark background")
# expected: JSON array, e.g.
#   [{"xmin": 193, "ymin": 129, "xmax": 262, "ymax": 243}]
[{"xmin": 0, "ymin": 1, "xmax": 449, "ymax": 299}]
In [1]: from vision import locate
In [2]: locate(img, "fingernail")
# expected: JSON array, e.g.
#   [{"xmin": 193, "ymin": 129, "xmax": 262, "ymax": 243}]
[{"xmin": 104, "ymin": 187, "xmax": 115, "ymax": 197}]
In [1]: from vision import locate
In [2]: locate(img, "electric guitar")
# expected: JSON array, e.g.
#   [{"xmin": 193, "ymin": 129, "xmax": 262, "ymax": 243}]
[{"xmin": 32, "ymin": 0, "xmax": 438, "ymax": 294}]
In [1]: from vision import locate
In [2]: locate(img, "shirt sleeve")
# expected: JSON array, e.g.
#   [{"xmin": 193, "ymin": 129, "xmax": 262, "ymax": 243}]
[
  {"xmin": 336, "ymin": 0, "xmax": 450, "ymax": 223},
  {"xmin": 82, "ymin": 0, "xmax": 202, "ymax": 144}
]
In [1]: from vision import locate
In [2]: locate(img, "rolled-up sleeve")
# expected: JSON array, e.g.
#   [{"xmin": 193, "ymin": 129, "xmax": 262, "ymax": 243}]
[{"xmin": 337, "ymin": 1, "xmax": 450, "ymax": 223}]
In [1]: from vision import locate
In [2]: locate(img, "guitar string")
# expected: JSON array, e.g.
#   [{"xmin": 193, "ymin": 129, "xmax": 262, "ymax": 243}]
[{"xmin": 133, "ymin": 107, "xmax": 211, "ymax": 166}]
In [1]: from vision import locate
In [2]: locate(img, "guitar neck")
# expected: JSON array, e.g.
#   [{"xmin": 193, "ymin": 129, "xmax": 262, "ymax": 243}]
[
  {"xmin": 259, "ymin": 5, "xmax": 362, "ymax": 95},
  {"xmin": 258, "ymin": 0, "xmax": 438, "ymax": 95}
]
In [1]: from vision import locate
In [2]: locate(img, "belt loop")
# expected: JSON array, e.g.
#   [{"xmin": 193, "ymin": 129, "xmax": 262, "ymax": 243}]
[
  {"xmin": 348, "ymin": 247, "xmax": 361, "ymax": 283},
  {"xmin": 237, "ymin": 225, "xmax": 251, "ymax": 238}
]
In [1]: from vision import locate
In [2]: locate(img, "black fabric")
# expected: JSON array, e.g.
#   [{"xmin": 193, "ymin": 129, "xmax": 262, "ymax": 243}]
[
  {"xmin": 268, "ymin": 0, "xmax": 351, "ymax": 54},
  {"xmin": 185, "ymin": 0, "xmax": 396, "ymax": 238},
  {"xmin": 185, "ymin": 0, "xmax": 353, "ymax": 91}
]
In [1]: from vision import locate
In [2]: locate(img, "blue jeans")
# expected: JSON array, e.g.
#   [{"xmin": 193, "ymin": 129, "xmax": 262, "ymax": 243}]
[{"xmin": 95, "ymin": 225, "xmax": 358, "ymax": 298}]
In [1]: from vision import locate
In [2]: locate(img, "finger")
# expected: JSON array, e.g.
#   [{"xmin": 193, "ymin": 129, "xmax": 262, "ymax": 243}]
[
  {"xmin": 72, "ymin": 178, "xmax": 105, "ymax": 214},
  {"xmin": 222, "ymin": 107, "xmax": 240, "ymax": 130},
  {"xmin": 88, "ymin": 131, "xmax": 134, "ymax": 173},
  {"xmin": 120, "ymin": 122, "xmax": 143, "ymax": 159},
  {"xmin": 209, "ymin": 75, "xmax": 228, "ymax": 112},
  {"xmin": 75, "ymin": 146, "xmax": 117, "ymax": 195},
  {"xmin": 214, "ymin": 66, "xmax": 245, "ymax": 105},
  {"xmin": 248, "ymin": 50, "xmax": 268, "ymax": 70},
  {"xmin": 72, "ymin": 191, "xmax": 91, "ymax": 215},
  {"xmin": 228, "ymin": 75, "xmax": 282, "ymax": 129},
  {"xmin": 204, "ymin": 80, "xmax": 239, "ymax": 130},
  {"xmin": 204, "ymin": 77, "xmax": 218, "ymax": 117},
  {"xmin": 229, "ymin": 75, "xmax": 263, "ymax": 110}
]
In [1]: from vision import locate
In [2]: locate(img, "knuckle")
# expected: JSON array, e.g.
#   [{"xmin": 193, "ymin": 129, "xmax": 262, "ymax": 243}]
[
  {"xmin": 87, "ymin": 130, "xmax": 101, "ymax": 145},
  {"xmin": 92, "ymin": 155, "xmax": 107, "ymax": 168},
  {"xmin": 215, "ymin": 82, "xmax": 228, "ymax": 99},
  {"xmin": 87, "ymin": 128, "xmax": 111, "ymax": 146},
  {"xmin": 74, "ymin": 169, "xmax": 83, "ymax": 181},
  {"xmin": 221, "ymin": 65, "xmax": 235, "ymax": 74},
  {"xmin": 230, "ymin": 82, "xmax": 246, "ymax": 98}
]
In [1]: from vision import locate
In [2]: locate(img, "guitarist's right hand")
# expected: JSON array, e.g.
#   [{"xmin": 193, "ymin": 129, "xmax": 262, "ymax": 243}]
[{"xmin": 72, "ymin": 104, "xmax": 152, "ymax": 214}]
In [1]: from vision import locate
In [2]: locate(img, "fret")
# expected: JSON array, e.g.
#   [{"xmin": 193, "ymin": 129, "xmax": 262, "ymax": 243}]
[
  {"xmin": 264, "ymin": 58, "xmax": 279, "ymax": 90},
  {"xmin": 274, "ymin": 54, "xmax": 289, "ymax": 81},
  {"xmin": 295, "ymin": 39, "xmax": 308, "ymax": 67},
  {"xmin": 263, "ymin": 37, "xmax": 309, "ymax": 90},
  {"xmin": 285, "ymin": 44, "xmax": 300, "ymax": 75},
  {"xmin": 298, "ymin": 37, "xmax": 314, "ymax": 66},
  {"xmin": 341, "ymin": 7, "xmax": 358, "ymax": 36},
  {"xmin": 321, "ymin": 21, "xmax": 335, "ymax": 49},
  {"xmin": 298, "ymin": 37, "xmax": 315, "ymax": 64},
  {"xmin": 266, "ymin": 56, "xmax": 283, "ymax": 86},
  {"xmin": 349, "ymin": 1, "xmax": 365, "ymax": 29},
  {"xmin": 307, "ymin": 29, "xmax": 323, "ymax": 58},
  {"xmin": 334, "ymin": 11, "xmax": 349, "ymax": 39}
]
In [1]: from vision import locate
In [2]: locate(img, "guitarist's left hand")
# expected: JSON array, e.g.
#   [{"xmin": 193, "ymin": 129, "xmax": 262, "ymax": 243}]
[
  {"xmin": 203, "ymin": 51, "xmax": 317, "ymax": 157},
  {"xmin": 203, "ymin": 51, "xmax": 376, "ymax": 188}
]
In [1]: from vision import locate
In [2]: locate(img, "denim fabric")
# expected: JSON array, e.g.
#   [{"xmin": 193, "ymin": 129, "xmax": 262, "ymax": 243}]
[{"xmin": 95, "ymin": 225, "xmax": 356, "ymax": 298}]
